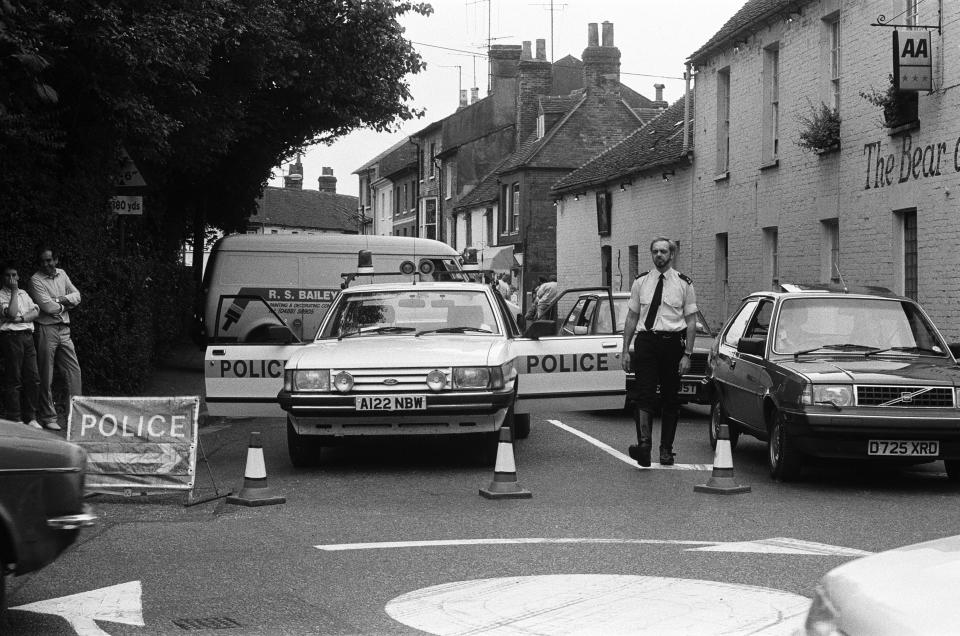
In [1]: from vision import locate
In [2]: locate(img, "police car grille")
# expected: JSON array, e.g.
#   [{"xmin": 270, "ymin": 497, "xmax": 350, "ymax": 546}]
[
  {"xmin": 344, "ymin": 367, "xmax": 451, "ymax": 392},
  {"xmin": 855, "ymin": 385, "xmax": 955, "ymax": 407}
]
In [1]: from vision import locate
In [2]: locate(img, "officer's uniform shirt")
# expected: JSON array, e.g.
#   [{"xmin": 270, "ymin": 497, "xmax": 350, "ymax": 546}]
[{"xmin": 627, "ymin": 267, "xmax": 697, "ymax": 332}]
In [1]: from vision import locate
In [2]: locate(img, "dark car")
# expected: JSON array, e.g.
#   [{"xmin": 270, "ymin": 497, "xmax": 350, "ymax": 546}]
[
  {"xmin": 557, "ymin": 291, "xmax": 716, "ymax": 405},
  {"xmin": 0, "ymin": 420, "xmax": 96, "ymax": 610},
  {"xmin": 708, "ymin": 283, "xmax": 960, "ymax": 481}
]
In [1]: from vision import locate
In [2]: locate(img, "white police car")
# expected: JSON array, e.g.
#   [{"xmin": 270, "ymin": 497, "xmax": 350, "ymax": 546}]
[{"xmin": 205, "ymin": 253, "xmax": 627, "ymax": 466}]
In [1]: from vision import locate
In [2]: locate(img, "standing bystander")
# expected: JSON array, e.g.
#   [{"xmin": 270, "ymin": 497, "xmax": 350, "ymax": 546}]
[
  {"xmin": 28, "ymin": 246, "xmax": 82, "ymax": 431},
  {"xmin": 621, "ymin": 238, "xmax": 697, "ymax": 467},
  {"xmin": 535, "ymin": 274, "xmax": 559, "ymax": 320},
  {"xmin": 0, "ymin": 261, "xmax": 41, "ymax": 428}
]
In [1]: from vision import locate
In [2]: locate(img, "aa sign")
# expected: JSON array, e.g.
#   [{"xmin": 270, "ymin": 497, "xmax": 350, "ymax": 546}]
[
  {"xmin": 893, "ymin": 30, "xmax": 932, "ymax": 91},
  {"xmin": 68, "ymin": 396, "xmax": 199, "ymax": 491}
]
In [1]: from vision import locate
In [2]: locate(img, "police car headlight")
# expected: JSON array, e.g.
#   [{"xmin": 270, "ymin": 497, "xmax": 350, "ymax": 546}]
[
  {"xmin": 426, "ymin": 369, "xmax": 448, "ymax": 391},
  {"xmin": 293, "ymin": 369, "xmax": 330, "ymax": 392},
  {"xmin": 803, "ymin": 385, "xmax": 854, "ymax": 407},
  {"xmin": 802, "ymin": 585, "xmax": 843, "ymax": 636},
  {"xmin": 453, "ymin": 366, "xmax": 493, "ymax": 389},
  {"xmin": 333, "ymin": 371, "xmax": 354, "ymax": 393}
]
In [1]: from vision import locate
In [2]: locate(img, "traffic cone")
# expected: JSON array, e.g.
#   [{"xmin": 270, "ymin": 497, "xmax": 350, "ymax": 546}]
[
  {"xmin": 226, "ymin": 432, "xmax": 286, "ymax": 507},
  {"xmin": 694, "ymin": 424, "xmax": 751, "ymax": 495},
  {"xmin": 480, "ymin": 425, "xmax": 532, "ymax": 499}
]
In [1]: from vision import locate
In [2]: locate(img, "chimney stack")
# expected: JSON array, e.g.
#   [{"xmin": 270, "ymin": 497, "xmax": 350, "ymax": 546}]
[
  {"xmin": 459, "ymin": 89, "xmax": 468, "ymax": 109},
  {"xmin": 516, "ymin": 36, "xmax": 553, "ymax": 145},
  {"xmin": 470, "ymin": 87, "xmax": 479, "ymax": 103},
  {"xmin": 582, "ymin": 21, "xmax": 621, "ymax": 95},
  {"xmin": 487, "ymin": 44, "xmax": 522, "ymax": 96},
  {"xmin": 653, "ymin": 83, "xmax": 667, "ymax": 108},
  {"xmin": 317, "ymin": 166, "xmax": 337, "ymax": 193},
  {"xmin": 283, "ymin": 157, "xmax": 304, "ymax": 190}
]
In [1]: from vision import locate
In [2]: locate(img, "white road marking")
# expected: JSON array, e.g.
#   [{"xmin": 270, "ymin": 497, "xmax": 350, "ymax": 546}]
[
  {"xmin": 385, "ymin": 574, "xmax": 810, "ymax": 635},
  {"xmin": 546, "ymin": 418, "xmax": 713, "ymax": 471},
  {"xmin": 11, "ymin": 581, "xmax": 144, "ymax": 636},
  {"xmin": 315, "ymin": 537, "xmax": 872, "ymax": 556},
  {"xmin": 317, "ymin": 538, "xmax": 718, "ymax": 551}
]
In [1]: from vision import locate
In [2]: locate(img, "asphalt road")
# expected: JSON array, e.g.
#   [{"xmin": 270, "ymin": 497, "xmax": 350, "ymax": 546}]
[{"xmin": 4, "ymin": 404, "xmax": 957, "ymax": 635}]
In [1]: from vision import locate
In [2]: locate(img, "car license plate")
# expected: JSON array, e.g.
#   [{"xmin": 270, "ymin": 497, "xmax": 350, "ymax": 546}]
[
  {"xmin": 355, "ymin": 395, "xmax": 426, "ymax": 411},
  {"xmin": 867, "ymin": 440, "xmax": 939, "ymax": 456},
  {"xmin": 679, "ymin": 383, "xmax": 698, "ymax": 396}
]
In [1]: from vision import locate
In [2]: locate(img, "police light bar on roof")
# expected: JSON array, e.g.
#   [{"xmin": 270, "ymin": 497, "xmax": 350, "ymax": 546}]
[
  {"xmin": 357, "ymin": 250, "xmax": 374, "ymax": 274},
  {"xmin": 462, "ymin": 247, "xmax": 479, "ymax": 271},
  {"xmin": 778, "ymin": 282, "xmax": 840, "ymax": 293}
]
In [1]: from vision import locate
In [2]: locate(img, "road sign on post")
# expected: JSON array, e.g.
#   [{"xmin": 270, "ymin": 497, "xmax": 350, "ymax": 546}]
[{"xmin": 110, "ymin": 195, "xmax": 143, "ymax": 216}]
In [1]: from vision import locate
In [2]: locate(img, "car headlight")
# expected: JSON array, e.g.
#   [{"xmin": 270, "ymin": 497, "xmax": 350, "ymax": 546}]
[
  {"xmin": 802, "ymin": 585, "xmax": 844, "ymax": 636},
  {"xmin": 333, "ymin": 370, "xmax": 354, "ymax": 393},
  {"xmin": 452, "ymin": 366, "xmax": 508, "ymax": 390},
  {"xmin": 292, "ymin": 369, "xmax": 330, "ymax": 392},
  {"xmin": 802, "ymin": 385, "xmax": 854, "ymax": 407},
  {"xmin": 426, "ymin": 369, "xmax": 448, "ymax": 391}
]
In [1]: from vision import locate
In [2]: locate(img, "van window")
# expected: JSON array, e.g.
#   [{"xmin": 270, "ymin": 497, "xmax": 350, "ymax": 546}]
[{"xmin": 219, "ymin": 254, "xmax": 298, "ymax": 285}]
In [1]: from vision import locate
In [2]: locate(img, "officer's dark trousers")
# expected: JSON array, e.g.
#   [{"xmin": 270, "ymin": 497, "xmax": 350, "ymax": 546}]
[{"xmin": 630, "ymin": 331, "xmax": 684, "ymax": 419}]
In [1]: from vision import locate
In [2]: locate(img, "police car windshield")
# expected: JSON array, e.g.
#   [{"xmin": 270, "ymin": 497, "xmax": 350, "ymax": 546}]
[{"xmin": 322, "ymin": 289, "xmax": 501, "ymax": 338}]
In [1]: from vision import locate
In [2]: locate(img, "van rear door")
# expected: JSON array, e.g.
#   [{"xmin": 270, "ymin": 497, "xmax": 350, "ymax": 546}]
[{"xmin": 205, "ymin": 296, "xmax": 304, "ymax": 418}]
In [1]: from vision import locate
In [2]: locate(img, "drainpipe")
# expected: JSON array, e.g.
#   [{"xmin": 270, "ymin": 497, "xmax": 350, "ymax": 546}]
[{"xmin": 682, "ymin": 62, "xmax": 692, "ymax": 156}]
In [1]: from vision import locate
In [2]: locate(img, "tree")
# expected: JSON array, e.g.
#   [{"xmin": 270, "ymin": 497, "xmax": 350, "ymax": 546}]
[{"xmin": 0, "ymin": 0, "xmax": 431, "ymax": 393}]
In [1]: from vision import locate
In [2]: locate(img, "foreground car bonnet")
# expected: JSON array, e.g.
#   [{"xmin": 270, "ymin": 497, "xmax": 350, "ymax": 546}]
[
  {"xmin": 777, "ymin": 357, "xmax": 960, "ymax": 385},
  {"xmin": 823, "ymin": 534, "xmax": 960, "ymax": 635},
  {"xmin": 0, "ymin": 420, "xmax": 86, "ymax": 470},
  {"xmin": 289, "ymin": 336, "xmax": 499, "ymax": 369}
]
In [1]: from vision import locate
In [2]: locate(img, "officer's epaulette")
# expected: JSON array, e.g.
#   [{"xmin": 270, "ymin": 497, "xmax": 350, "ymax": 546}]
[
  {"xmin": 677, "ymin": 272, "xmax": 693, "ymax": 285},
  {"xmin": 634, "ymin": 272, "xmax": 646, "ymax": 280}
]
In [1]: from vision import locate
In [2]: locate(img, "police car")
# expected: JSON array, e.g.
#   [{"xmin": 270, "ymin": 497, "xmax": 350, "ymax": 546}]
[{"xmin": 206, "ymin": 253, "xmax": 627, "ymax": 466}]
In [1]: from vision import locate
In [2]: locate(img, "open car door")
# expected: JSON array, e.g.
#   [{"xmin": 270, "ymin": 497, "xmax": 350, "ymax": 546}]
[
  {"xmin": 511, "ymin": 287, "xmax": 626, "ymax": 414},
  {"xmin": 205, "ymin": 295, "xmax": 305, "ymax": 418}
]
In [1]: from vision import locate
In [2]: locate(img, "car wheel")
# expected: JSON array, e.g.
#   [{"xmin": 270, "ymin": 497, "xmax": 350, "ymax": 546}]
[
  {"xmin": 945, "ymin": 460, "xmax": 960, "ymax": 482},
  {"xmin": 708, "ymin": 398, "xmax": 739, "ymax": 451},
  {"xmin": 513, "ymin": 413, "xmax": 531, "ymax": 440},
  {"xmin": 287, "ymin": 417, "xmax": 320, "ymax": 468},
  {"xmin": 768, "ymin": 409, "xmax": 802, "ymax": 481}
]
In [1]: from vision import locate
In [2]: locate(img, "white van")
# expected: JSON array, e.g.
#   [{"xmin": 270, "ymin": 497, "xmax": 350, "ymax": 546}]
[
  {"xmin": 201, "ymin": 234, "xmax": 465, "ymax": 418},
  {"xmin": 196, "ymin": 234, "xmax": 463, "ymax": 344}
]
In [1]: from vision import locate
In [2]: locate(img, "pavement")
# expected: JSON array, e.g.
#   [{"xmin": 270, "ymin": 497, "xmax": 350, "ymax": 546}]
[{"xmin": 141, "ymin": 339, "xmax": 206, "ymax": 405}]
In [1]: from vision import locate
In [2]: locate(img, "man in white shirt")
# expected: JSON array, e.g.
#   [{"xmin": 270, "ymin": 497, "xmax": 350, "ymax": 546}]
[
  {"xmin": 0, "ymin": 261, "xmax": 42, "ymax": 428},
  {"xmin": 28, "ymin": 247, "xmax": 82, "ymax": 431}
]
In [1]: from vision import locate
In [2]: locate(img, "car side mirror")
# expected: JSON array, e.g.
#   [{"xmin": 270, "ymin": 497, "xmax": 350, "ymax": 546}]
[
  {"xmin": 266, "ymin": 325, "xmax": 296, "ymax": 344},
  {"xmin": 949, "ymin": 343, "xmax": 960, "ymax": 360},
  {"xmin": 573, "ymin": 325, "xmax": 588, "ymax": 335},
  {"xmin": 737, "ymin": 336, "xmax": 766, "ymax": 356},
  {"xmin": 523, "ymin": 320, "xmax": 555, "ymax": 340}
]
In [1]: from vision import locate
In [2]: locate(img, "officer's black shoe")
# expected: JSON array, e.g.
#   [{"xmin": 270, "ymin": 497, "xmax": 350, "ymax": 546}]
[
  {"xmin": 659, "ymin": 448, "xmax": 676, "ymax": 466},
  {"xmin": 628, "ymin": 443, "xmax": 651, "ymax": 467}
]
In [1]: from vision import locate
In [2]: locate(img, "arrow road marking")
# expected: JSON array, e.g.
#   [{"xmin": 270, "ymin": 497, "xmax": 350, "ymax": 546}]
[
  {"xmin": 11, "ymin": 580, "xmax": 143, "ymax": 636},
  {"xmin": 315, "ymin": 537, "xmax": 872, "ymax": 556},
  {"xmin": 547, "ymin": 419, "xmax": 713, "ymax": 471}
]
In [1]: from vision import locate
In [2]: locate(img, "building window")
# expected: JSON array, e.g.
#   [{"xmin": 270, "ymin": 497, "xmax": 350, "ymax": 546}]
[
  {"xmin": 464, "ymin": 212, "xmax": 472, "ymax": 247},
  {"xmin": 829, "ymin": 16, "xmax": 841, "ymax": 112},
  {"xmin": 270, "ymin": 229, "xmax": 278, "ymax": 234},
  {"xmin": 511, "ymin": 183, "xmax": 520, "ymax": 233},
  {"xmin": 422, "ymin": 198, "xmax": 438, "ymax": 240},
  {"xmin": 898, "ymin": 209, "xmax": 918, "ymax": 300},
  {"xmin": 716, "ymin": 67, "xmax": 731, "ymax": 175},
  {"xmin": 821, "ymin": 219, "xmax": 840, "ymax": 283},
  {"xmin": 628, "ymin": 245, "xmax": 639, "ymax": 281},
  {"xmin": 445, "ymin": 164, "xmax": 453, "ymax": 199},
  {"xmin": 763, "ymin": 45, "xmax": 780, "ymax": 163},
  {"xmin": 418, "ymin": 150, "xmax": 424, "ymax": 182},
  {"xmin": 601, "ymin": 246, "xmax": 612, "ymax": 288},
  {"xmin": 486, "ymin": 207, "xmax": 494, "ymax": 244},
  {"xmin": 763, "ymin": 227, "xmax": 779, "ymax": 287},
  {"xmin": 595, "ymin": 191, "xmax": 612, "ymax": 236},
  {"xmin": 499, "ymin": 185, "xmax": 510, "ymax": 235},
  {"xmin": 715, "ymin": 233, "xmax": 728, "ymax": 285},
  {"xmin": 536, "ymin": 114, "xmax": 545, "ymax": 139},
  {"xmin": 905, "ymin": 0, "xmax": 918, "ymax": 26},
  {"xmin": 428, "ymin": 143, "xmax": 436, "ymax": 178}
]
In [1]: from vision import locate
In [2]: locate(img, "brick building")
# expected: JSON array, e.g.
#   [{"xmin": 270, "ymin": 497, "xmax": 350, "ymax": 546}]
[
  {"xmin": 551, "ymin": 0, "xmax": 960, "ymax": 339},
  {"xmin": 248, "ymin": 160, "xmax": 359, "ymax": 235}
]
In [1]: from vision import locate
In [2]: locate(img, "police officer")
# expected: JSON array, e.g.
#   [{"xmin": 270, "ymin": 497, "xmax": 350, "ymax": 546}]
[{"xmin": 621, "ymin": 237, "xmax": 697, "ymax": 467}]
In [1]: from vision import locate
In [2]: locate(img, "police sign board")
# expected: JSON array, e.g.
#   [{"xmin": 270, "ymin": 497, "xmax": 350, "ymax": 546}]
[
  {"xmin": 67, "ymin": 396, "xmax": 199, "ymax": 491},
  {"xmin": 893, "ymin": 30, "xmax": 932, "ymax": 91}
]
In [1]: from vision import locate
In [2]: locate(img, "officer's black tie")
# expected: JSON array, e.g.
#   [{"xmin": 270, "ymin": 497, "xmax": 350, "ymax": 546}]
[{"xmin": 644, "ymin": 273, "xmax": 664, "ymax": 331}]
